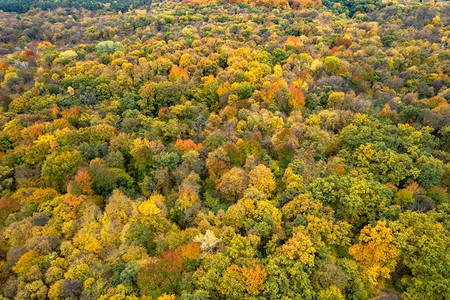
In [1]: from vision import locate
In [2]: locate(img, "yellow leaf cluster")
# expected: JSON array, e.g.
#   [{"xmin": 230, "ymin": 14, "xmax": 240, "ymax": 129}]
[
  {"xmin": 277, "ymin": 227, "xmax": 315, "ymax": 266},
  {"xmin": 349, "ymin": 221, "xmax": 399, "ymax": 287}
]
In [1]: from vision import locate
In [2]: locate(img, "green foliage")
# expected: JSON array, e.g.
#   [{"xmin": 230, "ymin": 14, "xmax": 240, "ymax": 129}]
[
  {"xmin": 110, "ymin": 261, "xmax": 141, "ymax": 286},
  {"xmin": 310, "ymin": 175, "xmax": 393, "ymax": 224},
  {"xmin": 96, "ymin": 41, "xmax": 124, "ymax": 55},
  {"xmin": 390, "ymin": 212, "xmax": 449, "ymax": 299},
  {"xmin": 322, "ymin": 0, "xmax": 384, "ymax": 17},
  {"xmin": 263, "ymin": 255, "xmax": 315, "ymax": 299},
  {"xmin": 89, "ymin": 158, "xmax": 117, "ymax": 197},
  {"xmin": 3, "ymin": 0, "xmax": 135, "ymax": 12},
  {"xmin": 324, "ymin": 56, "xmax": 341, "ymax": 74},
  {"xmin": 417, "ymin": 164, "xmax": 444, "ymax": 188},
  {"xmin": 42, "ymin": 151, "xmax": 82, "ymax": 192},
  {"xmin": 203, "ymin": 135, "xmax": 226, "ymax": 151}
]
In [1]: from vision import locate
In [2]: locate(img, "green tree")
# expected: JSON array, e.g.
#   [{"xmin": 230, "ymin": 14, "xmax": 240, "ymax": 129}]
[
  {"xmin": 42, "ymin": 151, "xmax": 82, "ymax": 192},
  {"xmin": 310, "ymin": 175, "xmax": 393, "ymax": 224},
  {"xmin": 264, "ymin": 255, "xmax": 315, "ymax": 299},
  {"xmin": 390, "ymin": 211, "xmax": 449, "ymax": 299},
  {"xmin": 323, "ymin": 56, "xmax": 341, "ymax": 74},
  {"xmin": 96, "ymin": 41, "xmax": 124, "ymax": 55}
]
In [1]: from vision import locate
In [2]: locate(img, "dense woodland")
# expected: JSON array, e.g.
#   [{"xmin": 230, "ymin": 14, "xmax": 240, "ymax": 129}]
[{"xmin": 0, "ymin": 0, "xmax": 449, "ymax": 299}]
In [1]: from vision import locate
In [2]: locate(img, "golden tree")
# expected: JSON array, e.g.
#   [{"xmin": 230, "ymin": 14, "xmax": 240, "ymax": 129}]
[{"xmin": 349, "ymin": 221, "xmax": 399, "ymax": 287}]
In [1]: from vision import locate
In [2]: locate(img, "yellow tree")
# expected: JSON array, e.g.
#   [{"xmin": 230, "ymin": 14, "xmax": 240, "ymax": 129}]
[
  {"xmin": 138, "ymin": 194, "xmax": 169, "ymax": 232},
  {"xmin": 227, "ymin": 234, "xmax": 255, "ymax": 260},
  {"xmin": 327, "ymin": 91, "xmax": 345, "ymax": 109},
  {"xmin": 218, "ymin": 264, "xmax": 246, "ymax": 298},
  {"xmin": 177, "ymin": 182, "xmax": 199, "ymax": 208},
  {"xmin": 282, "ymin": 167, "xmax": 304, "ymax": 191},
  {"xmin": 349, "ymin": 221, "xmax": 399, "ymax": 287},
  {"xmin": 277, "ymin": 226, "xmax": 315, "ymax": 266},
  {"xmin": 248, "ymin": 164, "xmax": 276, "ymax": 197},
  {"xmin": 217, "ymin": 167, "xmax": 248, "ymax": 201}
]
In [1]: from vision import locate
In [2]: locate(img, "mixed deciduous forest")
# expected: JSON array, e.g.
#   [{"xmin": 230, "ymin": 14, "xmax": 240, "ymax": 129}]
[{"xmin": 0, "ymin": 0, "xmax": 449, "ymax": 299}]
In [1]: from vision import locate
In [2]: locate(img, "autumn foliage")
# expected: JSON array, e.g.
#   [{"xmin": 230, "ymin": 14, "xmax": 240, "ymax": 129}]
[{"xmin": 0, "ymin": 0, "xmax": 448, "ymax": 299}]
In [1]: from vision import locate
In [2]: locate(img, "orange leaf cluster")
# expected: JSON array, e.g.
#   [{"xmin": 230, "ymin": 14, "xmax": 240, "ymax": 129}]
[
  {"xmin": 24, "ymin": 50, "xmax": 36, "ymax": 59},
  {"xmin": 0, "ymin": 61, "xmax": 8, "ymax": 71},
  {"xmin": 174, "ymin": 139, "xmax": 203, "ymax": 152},
  {"xmin": 218, "ymin": 263, "xmax": 267, "ymax": 297},
  {"xmin": 180, "ymin": 241, "xmax": 201, "ymax": 260},
  {"xmin": 62, "ymin": 194, "xmax": 87, "ymax": 219},
  {"xmin": 0, "ymin": 197, "xmax": 20, "ymax": 221},
  {"xmin": 289, "ymin": 85, "xmax": 305, "ymax": 109},
  {"xmin": 75, "ymin": 170, "xmax": 94, "ymax": 195},
  {"xmin": 169, "ymin": 65, "xmax": 188, "ymax": 82}
]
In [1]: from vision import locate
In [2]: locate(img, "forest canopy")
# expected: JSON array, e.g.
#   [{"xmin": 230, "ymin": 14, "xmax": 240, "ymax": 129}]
[{"xmin": 0, "ymin": 0, "xmax": 449, "ymax": 299}]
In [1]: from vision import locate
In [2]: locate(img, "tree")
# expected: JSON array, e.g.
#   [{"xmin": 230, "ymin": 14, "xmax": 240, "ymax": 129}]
[
  {"xmin": 353, "ymin": 144, "xmax": 418, "ymax": 186},
  {"xmin": 216, "ymin": 167, "xmax": 248, "ymax": 200},
  {"xmin": 317, "ymin": 286, "xmax": 345, "ymax": 300},
  {"xmin": 248, "ymin": 164, "xmax": 276, "ymax": 197},
  {"xmin": 0, "ymin": 166, "xmax": 14, "ymax": 198},
  {"xmin": 59, "ymin": 50, "xmax": 78, "ymax": 60},
  {"xmin": 13, "ymin": 250, "xmax": 45, "ymax": 278},
  {"xmin": 180, "ymin": 241, "xmax": 201, "ymax": 270},
  {"xmin": 263, "ymin": 255, "xmax": 315, "ymax": 299},
  {"xmin": 61, "ymin": 279, "xmax": 82, "ymax": 298},
  {"xmin": 0, "ymin": 2, "xmax": 449, "ymax": 300},
  {"xmin": 282, "ymin": 167, "xmax": 304, "ymax": 192},
  {"xmin": 416, "ymin": 156, "xmax": 444, "ymax": 188},
  {"xmin": 324, "ymin": 56, "xmax": 341, "ymax": 74},
  {"xmin": 110, "ymin": 261, "xmax": 141, "ymax": 287},
  {"xmin": 138, "ymin": 258, "xmax": 182, "ymax": 298},
  {"xmin": 193, "ymin": 230, "xmax": 220, "ymax": 253},
  {"xmin": 96, "ymin": 41, "xmax": 124, "ymax": 55},
  {"xmin": 240, "ymin": 264, "xmax": 267, "ymax": 296},
  {"xmin": 393, "ymin": 189, "xmax": 414, "ymax": 206},
  {"xmin": 218, "ymin": 263, "xmax": 267, "ymax": 298},
  {"xmin": 41, "ymin": 151, "xmax": 82, "ymax": 192},
  {"xmin": 389, "ymin": 212, "xmax": 449, "ymax": 299},
  {"xmin": 349, "ymin": 221, "xmax": 398, "ymax": 288},
  {"xmin": 271, "ymin": 129, "xmax": 299, "ymax": 159},
  {"xmin": 277, "ymin": 226, "xmax": 315, "ymax": 266},
  {"xmin": 217, "ymin": 264, "xmax": 246, "ymax": 299},
  {"xmin": 89, "ymin": 158, "xmax": 117, "ymax": 197},
  {"xmin": 138, "ymin": 194, "xmax": 168, "ymax": 232},
  {"xmin": 327, "ymin": 91, "xmax": 345, "ymax": 108},
  {"xmin": 289, "ymin": 85, "xmax": 306, "ymax": 110},
  {"xmin": 57, "ymin": 194, "xmax": 87, "ymax": 220},
  {"xmin": 309, "ymin": 175, "xmax": 393, "ymax": 224},
  {"xmin": 45, "ymin": 267, "xmax": 64, "ymax": 285},
  {"xmin": 312, "ymin": 263, "xmax": 348, "ymax": 293},
  {"xmin": 16, "ymin": 280, "xmax": 48, "ymax": 300},
  {"xmin": 227, "ymin": 234, "xmax": 255, "ymax": 260},
  {"xmin": 0, "ymin": 197, "xmax": 19, "ymax": 224}
]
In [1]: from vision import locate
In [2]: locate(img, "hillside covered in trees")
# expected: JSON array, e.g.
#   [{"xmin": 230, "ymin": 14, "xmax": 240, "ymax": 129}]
[{"xmin": 0, "ymin": 0, "xmax": 449, "ymax": 299}]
